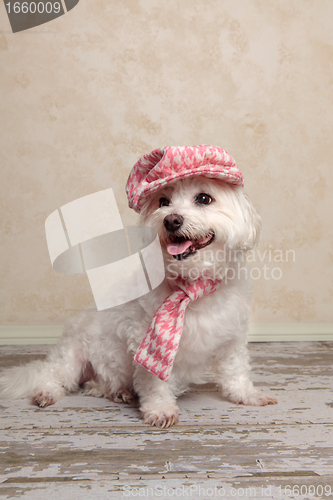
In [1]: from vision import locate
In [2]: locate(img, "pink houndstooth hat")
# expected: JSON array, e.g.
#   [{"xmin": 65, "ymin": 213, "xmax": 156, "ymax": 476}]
[{"xmin": 126, "ymin": 145, "xmax": 244, "ymax": 213}]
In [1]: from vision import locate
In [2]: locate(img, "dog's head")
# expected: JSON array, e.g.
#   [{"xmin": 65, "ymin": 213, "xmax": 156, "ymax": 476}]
[{"xmin": 139, "ymin": 176, "xmax": 262, "ymax": 279}]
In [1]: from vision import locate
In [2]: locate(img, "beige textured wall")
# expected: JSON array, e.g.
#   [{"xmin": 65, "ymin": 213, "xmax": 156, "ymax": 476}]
[{"xmin": 0, "ymin": 0, "xmax": 332, "ymax": 326}]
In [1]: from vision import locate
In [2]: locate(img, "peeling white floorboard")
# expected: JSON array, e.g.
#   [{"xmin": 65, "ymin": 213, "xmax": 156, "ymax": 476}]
[{"xmin": 0, "ymin": 342, "xmax": 333, "ymax": 499}]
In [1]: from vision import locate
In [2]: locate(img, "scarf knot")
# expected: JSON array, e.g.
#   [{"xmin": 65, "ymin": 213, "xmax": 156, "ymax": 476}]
[{"xmin": 134, "ymin": 277, "xmax": 221, "ymax": 381}]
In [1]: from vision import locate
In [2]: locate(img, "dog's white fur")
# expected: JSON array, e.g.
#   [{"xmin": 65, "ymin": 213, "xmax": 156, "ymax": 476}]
[{"xmin": 0, "ymin": 176, "xmax": 277, "ymax": 427}]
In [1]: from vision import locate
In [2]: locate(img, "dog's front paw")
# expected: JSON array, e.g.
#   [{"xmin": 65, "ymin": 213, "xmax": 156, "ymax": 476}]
[
  {"xmin": 141, "ymin": 408, "xmax": 179, "ymax": 428},
  {"xmin": 233, "ymin": 391, "xmax": 278, "ymax": 406}
]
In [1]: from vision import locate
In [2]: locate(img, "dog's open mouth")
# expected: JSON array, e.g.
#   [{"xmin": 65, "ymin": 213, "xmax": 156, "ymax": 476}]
[{"xmin": 166, "ymin": 232, "xmax": 215, "ymax": 260}]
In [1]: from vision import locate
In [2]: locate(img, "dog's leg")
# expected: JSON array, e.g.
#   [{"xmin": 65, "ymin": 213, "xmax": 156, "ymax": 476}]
[
  {"xmin": 0, "ymin": 340, "xmax": 87, "ymax": 407},
  {"xmin": 0, "ymin": 358, "xmax": 65, "ymax": 406},
  {"xmin": 32, "ymin": 343, "xmax": 89, "ymax": 407},
  {"xmin": 133, "ymin": 366, "xmax": 179, "ymax": 428},
  {"xmin": 213, "ymin": 342, "xmax": 277, "ymax": 406},
  {"xmin": 81, "ymin": 334, "xmax": 136, "ymax": 403}
]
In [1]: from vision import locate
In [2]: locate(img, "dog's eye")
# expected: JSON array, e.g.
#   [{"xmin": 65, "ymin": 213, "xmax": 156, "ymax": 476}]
[
  {"xmin": 159, "ymin": 197, "xmax": 170, "ymax": 207},
  {"xmin": 195, "ymin": 193, "xmax": 212, "ymax": 205}
]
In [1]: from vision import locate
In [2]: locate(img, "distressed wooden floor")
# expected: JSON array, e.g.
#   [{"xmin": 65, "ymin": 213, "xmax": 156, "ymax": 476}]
[{"xmin": 0, "ymin": 342, "xmax": 333, "ymax": 499}]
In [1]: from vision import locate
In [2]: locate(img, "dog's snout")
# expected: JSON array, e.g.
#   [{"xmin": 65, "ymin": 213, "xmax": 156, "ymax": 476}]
[{"xmin": 163, "ymin": 214, "xmax": 184, "ymax": 232}]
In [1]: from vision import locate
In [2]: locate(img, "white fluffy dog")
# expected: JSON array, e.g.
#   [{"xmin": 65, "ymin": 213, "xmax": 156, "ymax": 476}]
[{"xmin": 0, "ymin": 146, "xmax": 277, "ymax": 427}]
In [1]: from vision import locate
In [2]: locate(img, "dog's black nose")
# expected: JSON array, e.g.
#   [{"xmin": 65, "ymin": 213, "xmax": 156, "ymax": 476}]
[{"xmin": 163, "ymin": 214, "xmax": 184, "ymax": 232}]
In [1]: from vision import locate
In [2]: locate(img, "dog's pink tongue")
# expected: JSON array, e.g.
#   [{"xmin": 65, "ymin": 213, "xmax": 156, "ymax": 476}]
[{"xmin": 167, "ymin": 240, "xmax": 193, "ymax": 255}]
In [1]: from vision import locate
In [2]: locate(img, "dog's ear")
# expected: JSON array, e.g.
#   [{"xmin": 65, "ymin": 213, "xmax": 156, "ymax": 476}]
[{"xmin": 242, "ymin": 192, "xmax": 262, "ymax": 250}]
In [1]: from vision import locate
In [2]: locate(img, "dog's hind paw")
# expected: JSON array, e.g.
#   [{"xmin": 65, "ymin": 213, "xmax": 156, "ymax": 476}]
[
  {"xmin": 32, "ymin": 385, "xmax": 65, "ymax": 408},
  {"xmin": 32, "ymin": 391, "xmax": 56, "ymax": 408},
  {"xmin": 233, "ymin": 391, "xmax": 278, "ymax": 406},
  {"xmin": 110, "ymin": 389, "xmax": 134, "ymax": 404},
  {"xmin": 141, "ymin": 408, "xmax": 179, "ymax": 428}
]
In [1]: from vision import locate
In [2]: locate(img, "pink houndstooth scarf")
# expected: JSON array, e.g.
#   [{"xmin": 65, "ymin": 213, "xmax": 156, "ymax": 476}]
[{"xmin": 134, "ymin": 277, "xmax": 222, "ymax": 381}]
